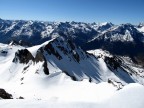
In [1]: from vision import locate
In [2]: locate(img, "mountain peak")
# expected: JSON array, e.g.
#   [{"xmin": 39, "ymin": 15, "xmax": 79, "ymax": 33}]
[{"xmin": 100, "ymin": 22, "xmax": 109, "ymax": 26}]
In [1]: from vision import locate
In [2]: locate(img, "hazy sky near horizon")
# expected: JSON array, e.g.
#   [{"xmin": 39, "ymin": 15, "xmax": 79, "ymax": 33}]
[{"xmin": 0, "ymin": 0, "xmax": 143, "ymax": 24}]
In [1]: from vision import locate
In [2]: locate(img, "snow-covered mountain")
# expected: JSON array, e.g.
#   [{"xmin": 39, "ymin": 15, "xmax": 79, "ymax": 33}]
[
  {"xmin": 85, "ymin": 23, "xmax": 144, "ymax": 48},
  {"xmin": 0, "ymin": 18, "xmax": 114, "ymax": 46},
  {"xmin": 91, "ymin": 22, "xmax": 114, "ymax": 32},
  {"xmin": 84, "ymin": 24, "xmax": 144, "ymax": 66},
  {"xmin": 1, "ymin": 18, "xmax": 144, "ymax": 58},
  {"xmin": 137, "ymin": 23, "xmax": 144, "ymax": 34},
  {"xmin": 0, "ymin": 37, "xmax": 144, "ymax": 92},
  {"xmin": 0, "ymin": 18, "xmax": 144, "ymax": 107},
  {"xmin": 0, "ymin": 37, "xmax": 144, "ymax": 107}
]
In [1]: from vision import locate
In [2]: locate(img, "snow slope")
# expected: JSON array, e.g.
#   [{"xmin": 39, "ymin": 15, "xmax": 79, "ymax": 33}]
[
  {"xmin": 0, "ymin": 38, "xmax": 144, "ymax": 108},
  {"xmin": 88, "ymin": 49, "xmax": 144, "ymax": 85},
  {"xmin": 0, "ymin": 83, "xmax": 144, "ymax": 108},
  {"xmin": 0, "ymin": 38, "xmax": 144, "ymax": 87},
  {"xmin": 137, "ymin": 26, "xmax": 144, "ymax": 34}
]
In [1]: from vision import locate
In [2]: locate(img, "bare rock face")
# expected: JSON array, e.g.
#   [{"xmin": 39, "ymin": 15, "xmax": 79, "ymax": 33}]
[
  {"xmin": 13, "ymin": 48, "xmax": 49, "ymax": 75},
  {"xmin": 42, "ymin": 61, "xmax": 49, "ymax": 75},
  {"xmin": 35, "ymin": 49, "xmax": 49, "ymax": 75},
  {"xmin": 104, "ymin": 56, "xmax": 121, "ymax": 70},
  {"xmin": 35, "ymin": 49, "xmax": 45, "ymax": 63},
  {"xmin": 13, "ymin": 49, "xmax": 34, "ymax": 64},
  {"xmin": 0, "ymin": 88, "xmax": 13, "ymax": 99},
  {"xmin": 44, "ymin": 42, "xmax": 62, "ymax": 60},
  {"xmin": 9, "ymin": 40, "xmax": 32, "ymax": 47}
]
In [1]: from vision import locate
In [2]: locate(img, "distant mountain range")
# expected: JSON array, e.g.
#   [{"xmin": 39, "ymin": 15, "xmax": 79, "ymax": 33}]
[
  {"xmin": 0, "ymin": 18, "xmax": 144, "ymax": 64},
  {"xmin": 0, "ymin": 18, "xmax": 113, "ymax": 45}
]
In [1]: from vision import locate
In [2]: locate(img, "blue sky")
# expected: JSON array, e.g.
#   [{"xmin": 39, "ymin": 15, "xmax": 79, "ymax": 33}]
[{"xmin": 0, "ymin": 0, "xmax": 143, "ymax": 24}]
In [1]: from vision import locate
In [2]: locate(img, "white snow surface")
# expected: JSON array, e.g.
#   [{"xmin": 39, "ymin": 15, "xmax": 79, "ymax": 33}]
[
  {"xmin": 0, "ymin": 42, "xmax": 144, "ymax": 108},
  {"xmin": 100, "ymin": 22, "xmax": 109, "ymax": 26},
  {"xmin": 0, "ymin": 83, "xmax": 144, "ymax": 108},
  {"xmin": 137, "ymin": 26, "xmax": 144, "ymax": 33}
]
